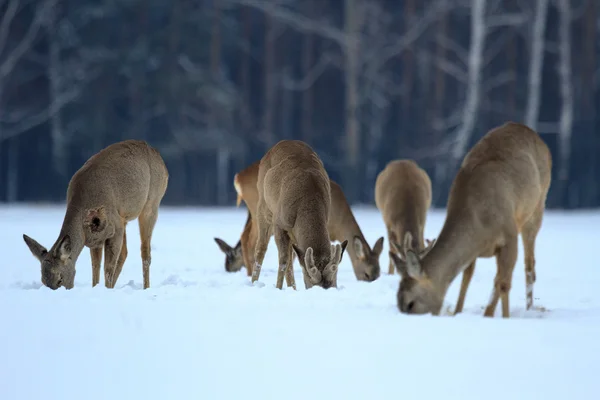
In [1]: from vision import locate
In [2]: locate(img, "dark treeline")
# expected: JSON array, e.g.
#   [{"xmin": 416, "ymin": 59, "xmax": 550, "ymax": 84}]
[{"xmin": 0, "ymin": 0, "xmax": 598, "ymax": 208}]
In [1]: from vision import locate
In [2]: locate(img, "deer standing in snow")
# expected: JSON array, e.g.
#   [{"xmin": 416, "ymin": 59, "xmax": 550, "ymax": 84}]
[
  {"xmin": 390, "ymin": 122, "xmax": 551, "ymax": 318},
  {"xmin": 215, "ymin": 161, "xmax": 383, "ymax": 282},
  {"xmin": 375, "ymin": 159, "xmax": 435, "ymax": 275},
  {"xmin": 251, "ymin": 140, "xmax": 348, "ymax": 289},
  {"xmin": 23, "ymin": 140, "xmax": 169, "ymax": 290}
]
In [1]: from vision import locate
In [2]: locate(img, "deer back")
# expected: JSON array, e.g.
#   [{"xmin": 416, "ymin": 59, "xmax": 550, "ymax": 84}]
[
  {"xmin": 447, "ymin": 122, "xmax": 552, "ymax": 231},
  {"xmin": 234, "ymin": 159, "xmax": 260, "ymax": 213},
  {"xmin": 375, "ymin": 159, "xmax": 432, "ymax": 251}
]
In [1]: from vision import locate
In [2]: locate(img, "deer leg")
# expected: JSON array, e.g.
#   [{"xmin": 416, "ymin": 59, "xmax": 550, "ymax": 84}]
[
  {"xmin": 241, "ymin": 214, "xmax": 255, "ymax": 277},
  {"xmin": 139, "ymin": 207, "xmax": 159, "ymax": 290},
  {"xmin": 387, "ymin": 227, "xmax": 397, "ymax": 275},
  {"xmin": 483, "ymin": 235, "xmax": 518, "ymax": 318},
  {"xmin": 112, "ymin": 226, "xmax": 128, "ymax": 285},
  {"xmin": 103, "ymin": 224, "xmax": 125, "ymax": 289},
  {"xmin": 284, "ymin": 245, "xmax": 297, "ymax": 290},
  {"xmin": 274, "ymin": 226, "xmax": 292, "ymax": 290},
  {"xmin": 454, "ymin": 260, "xmax": 476, "ymax": 315},
  {"xmin": 252, "ymin": 203, "xmax": 272, "ymax": 284},
  {"xmin": 90, "ymin": 247, "xmax": 103, "ymax": 287},
  {"xmin": 521, "ymin": 203, "xmax": 544, "ymax": 310}
]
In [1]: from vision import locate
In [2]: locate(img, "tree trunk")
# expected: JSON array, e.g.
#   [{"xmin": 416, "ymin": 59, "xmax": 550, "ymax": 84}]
[
  {"xmin": 450, "ymin": 0, "xmax": 486, "ymax": 165},
  {"xmin": 301, "ymin": 0, "xmax": 314, "ymax": 143},
  {"xmin": 262, "ymin": 14, "xmax": 276, "ymax": 147},
  {"xmin": 343, "ymin": 0, "xmax": 361, "ymax": 203},
  {"xmin": 48, "ymin": 6, "xmax": 67, "ymax": 177},
  {"xmin": 211, "ymin": 0, "xmax": 228, "ymax": 205},
  {"xmin": 6, "ymin": 137, "xmax": 18, "ymax": 202},
  {"xmin": 556, "ymin": 0, "xmax": 573, "ymax": 206},
  {"xmin": 524, "ymin": 0, "xmax": 549, "ymax": 130},
  {"xmin": 400, "ymin": 0, "xmax": 415, "ymax": 131}
]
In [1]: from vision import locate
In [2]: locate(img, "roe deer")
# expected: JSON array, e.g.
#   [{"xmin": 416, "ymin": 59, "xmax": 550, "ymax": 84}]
[
  {"xmin": 375, "ymin": 159, "xmax": 435, "ymax": 275},
  {"xmin": 252, "ymin": 140, "xmax": 348, "ymax": 290},
  {"xmin": 23, "ymin": 140, "xmax": 169, "ymax": 290},
  {"xmin": 390, "ymin": 122, "xmax": 551, "ymax": 318},
  {"xmin": 214, "ymin": 161, "xmax": 383, "ymax": 281},
  {"xmin": 213, "ymin": 211, "xmax": 249, "ymax": 273}
]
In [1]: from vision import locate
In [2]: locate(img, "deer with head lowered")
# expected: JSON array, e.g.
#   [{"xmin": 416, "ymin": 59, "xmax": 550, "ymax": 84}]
[
  {"xmin": 375, "ymin": 159, "xmax": 435, "ymax": 276},
  {"xmin": 251, "ymin": 139, "xmax": 348, "ymax": 290},
  {"xmin": 390, "ymin": 122, "xmax": 552, "ymax": 318},
  {"xmin": 214, "ymin": 161, "xmax": 383, "ymax": 282},
  {"xmin": 23, "ymin": 140, "xmax": 169, "ymax": 290}
]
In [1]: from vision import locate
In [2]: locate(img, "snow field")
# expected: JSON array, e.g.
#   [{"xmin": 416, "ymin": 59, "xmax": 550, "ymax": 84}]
[{"xmin": 1, "ymin": 205, "xmax": 599, "ymax": 400}]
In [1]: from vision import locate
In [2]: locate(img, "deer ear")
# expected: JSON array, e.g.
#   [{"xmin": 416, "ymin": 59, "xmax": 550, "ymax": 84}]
[
  {"xmin": 55, "ymin": 235, "xmax": 72, "ymax": 260},
  {"xmin": 405, "ymin": 250, "xmax": 424, "ymax": 280},
  {"xmin": 372, "ymin": 236, "xmax": 384, "ymax": 256},
  {"xmin": 214, "ymin": 237, "xmax": 232, "ymax": 254},
  {"xmin": 389, "ymin": 251, "xmax": 406, "ymax": 276},
  {"xmin": 353, "ymin": 236, "xmax": 365, "ymax": 259},
  {"xmin": 234, "ymin": 239, "xmax": 242, "ymax": 251},
  {"xmin": 23, "ymin": 234, "xmax": 48, "ymax": 262},
  {"xmin": 420, "ymin": 238, "xmax": 437, "ymax": 258},
  {"xmin": 391, "ymin": 241, "xmax": 404, "ymax": 258},
  {"xmin": 339, "ymin": 239, "xmax": 348, "ymax": 261}
]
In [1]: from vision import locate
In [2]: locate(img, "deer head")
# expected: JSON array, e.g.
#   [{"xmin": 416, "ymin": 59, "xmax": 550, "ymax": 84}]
[
  {"xmin": 293, "ymin": 240, "xmax": 348, "ymax": 289},
  {"xmin": 390, "ymin": 232, "xmax": 442, "ymax": 315},
  {"xmin": 214, "ymin": 238, "xmax": 244, "ymax": 272},
  {"xmin": 352, "ymin": 236, "xmax": 384, "ymax": 281},
  {"xmin": 23, "ymin": 234, "xmax": 76, "ymax": 290}
]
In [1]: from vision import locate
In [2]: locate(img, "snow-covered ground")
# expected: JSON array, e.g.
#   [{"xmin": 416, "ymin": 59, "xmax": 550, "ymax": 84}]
[{"xmin": 1, "ymin": 204, "xmax": 599, "ymax": 400}]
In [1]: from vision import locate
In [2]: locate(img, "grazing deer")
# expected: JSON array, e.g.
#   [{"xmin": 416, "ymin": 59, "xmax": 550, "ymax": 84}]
[
  {"xmin": 375, "ymin": 159, "xmax": 435, "ymax": 275},
  {"xmin": 213, "ymin": 212, "xmax": 249, "ymax": 273},
  {"xmin": 390, "ymin": 122, "xmax": 552, "ymax": 318},
  {"xmin": 23, "ymin": 140, "xmax": 169, "ymax": 290},
  {"xmin": 215, "ymin": 162, "xmax": 383, "ymax": 281},
  {"xmin": 252, "ymin": 139, "xmax": 348, "ymax": 290}
]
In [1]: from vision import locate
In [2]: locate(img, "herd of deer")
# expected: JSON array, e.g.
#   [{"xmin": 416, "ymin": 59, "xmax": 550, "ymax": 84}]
[{"xmin": 21, "ymin": 121, "xmax": 552, "ymax": 319}]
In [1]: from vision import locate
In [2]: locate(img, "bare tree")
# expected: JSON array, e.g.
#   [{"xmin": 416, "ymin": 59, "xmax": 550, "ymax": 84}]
[
  {"xmin": 524, "ymin": 0, "xmax": 550, "ymax": 130},
  {"xmin": 231, "ymin": 0, "xmax": 448, "ymax": 201},
  {"xmin": 555, "ymin": 0, "xmax": 573, "ymax": 202},
  {"xmin": 449, "ymin": 0, "xmax": 487, "ymax": 166}
]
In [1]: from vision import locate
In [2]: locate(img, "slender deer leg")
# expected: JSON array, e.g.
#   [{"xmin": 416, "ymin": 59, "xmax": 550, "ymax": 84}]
[
  {"xmin": 112, "ymin": 225, "xmax": 128, "ymax": 285},
  {"xmin": 139, "ymin": 207, "xmax": 159, "ymax": 289},
  {"xmin": 274, "ymin": 226, "xmax": 291, "ymax": 289},
  {"xmin": 521, "ymin": 203, "xmax": 544, "ymax": 310},
  {"xmin": 241, "ymin": 214, "xmax": 254, "ymax": 277},
  {"xmin": 90, "ymin": 247, "xmax": 103, "ymax": 287},
  {"xmin": 454, "ymin": 260, "xmax": 476, "ymax": 314},
  {"xmin": 252, "ymin": 202, "xmax": 272, "ymax": 284},
  {"xmin": 104, "ymin": 224, "xmax": 125, "ymax": 289},
  {"xmin": 387, "ymin": 228, "xmax": 397, "ymax": 275},
  {"xmin": 284, "ymin": 245, "xmax": 297, "ymax": 290},
  {"xmin": 484, "ymin": 234, "xmax": 518, "ymax": 318}
]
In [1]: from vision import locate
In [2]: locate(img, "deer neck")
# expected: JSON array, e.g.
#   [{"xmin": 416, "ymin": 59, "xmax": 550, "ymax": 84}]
[
  {"xmin": 422, "ymin": 213, "xmax": 482, "ymax": 294},
  {"xmin": 391, "ymin": 214, "xmax": 423, "ymax": 250},
  {"xmin": 331, "ymin": 203, "xmax": 364, "ymax": 264},
  {"xmin": 294, "ymin": 201, "xmax": 331, "ymax": 257},
  {"xmin": 54, "ymin": 205, "xmax": 86, "ymax": 261}
]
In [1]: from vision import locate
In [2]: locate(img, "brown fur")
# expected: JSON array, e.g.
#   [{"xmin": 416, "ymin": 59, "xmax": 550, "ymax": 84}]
[
  {"xmin": 251, "ymin": 140, "xmax": 348, "ymax": 290},
  {"xmin": 390, "ymin": 122, "xmax": 552, "ymax": 318},
  {"xmin": 23, "ymin": 140, "xmax": 169, "ymax": 290},
  {"xmin": 215, "ymin": 163, "xmax": 383, "ymax": 281},
  {"xmin": 374, "ymin": 159, "xmax": 435, "ymax": 275}
]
